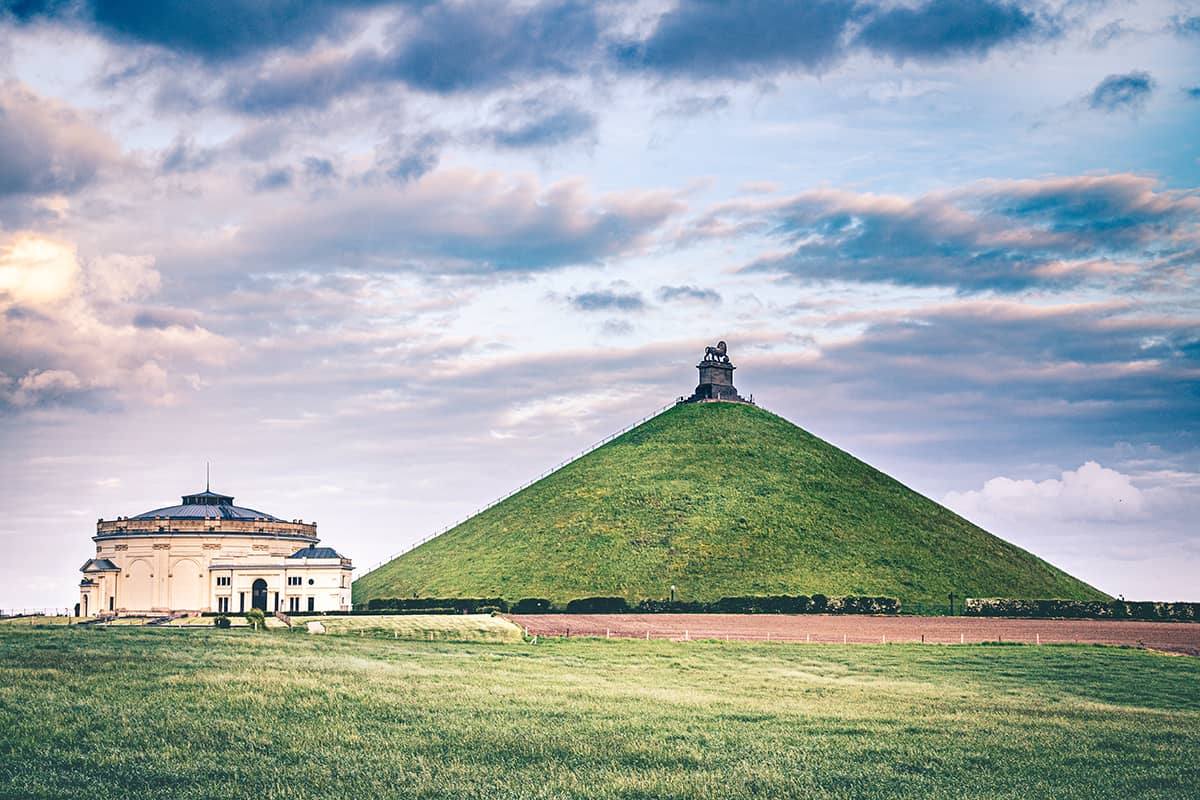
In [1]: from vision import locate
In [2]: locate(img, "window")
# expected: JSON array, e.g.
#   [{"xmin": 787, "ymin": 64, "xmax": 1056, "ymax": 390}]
[
  {"xmin": 216, "ymin": 576, "xmax": 231, "ymax": 587},
  {"xmin": 307, "ymin": 597, "xmax": 315, "ymax": 612},
  {"xmin": 217, "ymin": 597, "xmax": 230, "ymax": 613},
  {"xmin": 289, "ymin": 596, "xmax": 299, "ymax": 612},
  {"xmin": 308, "ymin": 578, "xmax": 315, "ymax": 586},
  {"xmin": 287, "ymin": 576, "xmax": 302, "ymax": 586}
]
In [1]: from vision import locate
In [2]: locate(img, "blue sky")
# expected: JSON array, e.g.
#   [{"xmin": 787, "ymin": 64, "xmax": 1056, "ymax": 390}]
[{"xmin": 1, "ymin": 0, "xmax": 1197, "ymax": 607}]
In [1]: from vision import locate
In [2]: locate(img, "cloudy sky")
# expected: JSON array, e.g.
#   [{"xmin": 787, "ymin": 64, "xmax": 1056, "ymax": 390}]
[{"xmin": 1, "ymin": 0, "xmax": 1197, "ymax": 609}]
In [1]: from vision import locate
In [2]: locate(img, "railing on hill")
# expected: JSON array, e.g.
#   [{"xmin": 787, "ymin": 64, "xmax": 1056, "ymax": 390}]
[{"xmin": 357, "ymin": 398, "xmax": 685, "ymax": 578}]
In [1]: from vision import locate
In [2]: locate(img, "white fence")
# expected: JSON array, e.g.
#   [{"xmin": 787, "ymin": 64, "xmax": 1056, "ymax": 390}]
[{"xmin": 1, "ymin": 608, "xmax": 75, "ymax": 619}]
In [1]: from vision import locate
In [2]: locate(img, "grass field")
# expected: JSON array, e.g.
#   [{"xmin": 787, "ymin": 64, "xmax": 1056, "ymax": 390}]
[
  {"xmin": 1, "ymin": 626, "xmax": 1197, "ymax": 799},
  {"xmin": 289, "ymin": 613, "xmax": 524, "ymax": 642},
  {"xmin": 0, "ymin": 616, "xmax": 83, "ymax": 626},
  {"xmin": 356, "ymin": 402, "xmax": 1104, "ymax": 606}
]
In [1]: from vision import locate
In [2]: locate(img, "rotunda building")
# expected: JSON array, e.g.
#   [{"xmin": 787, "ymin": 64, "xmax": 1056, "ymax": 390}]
[{"xmin": 79, "ymin": 487, "xmax": 352, "ymax": 617}]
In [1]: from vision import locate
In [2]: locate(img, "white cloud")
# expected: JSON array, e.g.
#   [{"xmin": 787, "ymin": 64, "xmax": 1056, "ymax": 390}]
[
  {"xmin": 9, "ymin": 369, "xmax": 83, "ymax": 407},
  {"xmin": 84, "ymin": 253, "xmax": 161, "ymax": 304},
  {"xmin": 0, "ymin": 80, "xmax": 118, "ymax": 199},
  {"xmin": 225, "ymin": 169, "xmax": 686, "ymax": 274},
  {"xmin": 944, "ymin": 461, "xmax": 1145, "ymax": 523},
  {"xmin": 0, "ymin": 234, "xmax": 79, "ymax": 305},
  {"xmin": 0, "ymin": 232, "xmax": 229, "ymax": 410}
]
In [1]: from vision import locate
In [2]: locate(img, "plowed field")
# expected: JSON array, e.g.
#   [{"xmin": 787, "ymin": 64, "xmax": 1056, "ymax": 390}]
[{"xmin": 508, "ymin": 613, "xmax": 1200, "ymax": 655}]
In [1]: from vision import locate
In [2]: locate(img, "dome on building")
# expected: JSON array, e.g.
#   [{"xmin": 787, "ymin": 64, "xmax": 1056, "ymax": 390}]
[{"xmin": 129, "ymin": 489, "xmax": 284, "ymax": 522}]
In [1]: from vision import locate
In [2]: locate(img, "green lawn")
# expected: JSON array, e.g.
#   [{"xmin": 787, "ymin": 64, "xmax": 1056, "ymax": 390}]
[
  {"xmin": 0, "ymin": 616, "xmax": 81, "ymax": 626},
  {"xmin": 0, "ymin": 627, "xmax": 1196, "ymax": 799},
  {"xmin": 289, "ymin": 613, "xmax": 524, "ymax": 642}
]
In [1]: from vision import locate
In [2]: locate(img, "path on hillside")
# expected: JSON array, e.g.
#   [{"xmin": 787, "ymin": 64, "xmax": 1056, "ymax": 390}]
[{"xmin": 508, "ymin": 614, "xmax": 1200, "ymax": 656}]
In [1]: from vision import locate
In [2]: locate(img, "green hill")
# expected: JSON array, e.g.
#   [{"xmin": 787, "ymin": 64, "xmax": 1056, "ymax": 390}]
[{"xmin": 354, "ymin": 402, "xmax": 1107, "ymax": 606}]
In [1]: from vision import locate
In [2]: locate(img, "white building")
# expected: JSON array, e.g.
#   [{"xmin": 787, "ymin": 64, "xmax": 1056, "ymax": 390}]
[{"xmin": 78, "ymin": 487, "xmax": 352, "ymax": 616}]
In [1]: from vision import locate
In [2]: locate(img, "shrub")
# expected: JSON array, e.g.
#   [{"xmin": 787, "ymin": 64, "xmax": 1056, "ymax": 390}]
[
  {"xmin": 564, "ymin": 597, "xmax": 630, "ymax": 614},
  {"xmin": 512, "ymin": 598, "xmax": 554, "ymax": 614},
  {"xmin": 965, "ymin": 598, "xmax": 1200, "ymax": 620},
  {"xmin": 213, "ymin": 615, "xmax": 231, "ymax": 629},
  {"xmin": 839, "ymin": 596, "xmax": 902, "ymax": 615},
  {"xmin": 705, "ymin": 595, "xmax": 898, "ymax": 614},
  {"xmin": 636, "ymin": 599, "xmax": 711, "ymax": 613},
  {"xmin": 713, "ymin": 597, "xmax": 752, "ymax": 614},
  {"xmin": 245, "ymin": 608, "xmax": 266, "ymax": 630},
  {"xmin": 366, "ymin": 597, "xmax": 508, "ymax": 613}
]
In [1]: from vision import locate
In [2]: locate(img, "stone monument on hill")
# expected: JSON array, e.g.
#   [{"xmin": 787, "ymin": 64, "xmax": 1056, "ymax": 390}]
[{"xmin": 687, "ymin": 341, "xmax": 751, "ymax": 403}]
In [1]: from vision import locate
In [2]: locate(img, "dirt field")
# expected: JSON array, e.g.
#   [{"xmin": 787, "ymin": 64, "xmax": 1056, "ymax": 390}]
[{"xmin": 508, "ymin": 614, "xmax": 1200, "ymax": 656}]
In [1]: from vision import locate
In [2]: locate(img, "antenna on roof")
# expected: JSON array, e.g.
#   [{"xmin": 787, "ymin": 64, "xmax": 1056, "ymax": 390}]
[{"xmin": 206, "ymin": 461, "xmax": 210, "ymax": 492}]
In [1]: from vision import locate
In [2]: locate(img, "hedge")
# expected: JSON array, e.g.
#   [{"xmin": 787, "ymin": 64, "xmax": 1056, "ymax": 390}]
[
  {"xmin": 538, "ymin": 595, "xmax": 898, "ymax": 615},
  {"xmin": 359, "ymin": 595, "xmax": 902, "ymax": 615},
  {"xmin": 965, "ymin": 599, "xmax": 1200, "ymax": 621},
  {"xmin": 635, "ymin": 599, "xmax": 712, "ymax": 614},
  {"xmin": 707, "ymin": 595, "xmax": 900, "ymax": 615},
  {"xmin": 365, "ymin": 597, "xmax": 508, "ymax": 613},
  {"xmin": 564, "ymin": 597, "xmax": 630, "ymax": 614},
  {"xmin": 511, "ymin": 598, "xmax": 553, "ymax": 614}
]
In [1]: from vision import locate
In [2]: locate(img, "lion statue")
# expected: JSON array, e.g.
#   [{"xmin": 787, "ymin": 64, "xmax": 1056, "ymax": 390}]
[{"xmin": 703, "ymin": 341, "xmax": 729, "ymax": 362}]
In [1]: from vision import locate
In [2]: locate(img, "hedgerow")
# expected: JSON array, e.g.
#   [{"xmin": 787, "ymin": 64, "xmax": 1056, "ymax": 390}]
[
  {"xmin": 361, "ymin": 595, "xmax": 902, "ymax": 615},
  {"xmin": 965, "ymin": 599, "xmax": 1200, "ymax": 620},
  {"xmin": 365, "ymin": 597, "xmax": 508, "ymax": 613}
]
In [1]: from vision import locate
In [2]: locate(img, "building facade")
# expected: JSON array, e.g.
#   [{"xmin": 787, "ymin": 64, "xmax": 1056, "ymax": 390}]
[{"xmin": 79, "ymin": 488, "xmax": 352, "ymax": 616}]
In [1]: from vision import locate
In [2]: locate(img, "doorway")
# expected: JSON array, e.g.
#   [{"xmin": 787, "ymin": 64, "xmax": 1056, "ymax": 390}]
[{"xmin": 251, "ymin": 579, "xmax": 268, "ymax": 611}]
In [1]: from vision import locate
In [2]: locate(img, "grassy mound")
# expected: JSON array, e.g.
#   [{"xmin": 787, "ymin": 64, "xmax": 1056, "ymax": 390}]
[{"xmin": 354, "ymin": 402, "xmax": 1106, "ymax": 605}]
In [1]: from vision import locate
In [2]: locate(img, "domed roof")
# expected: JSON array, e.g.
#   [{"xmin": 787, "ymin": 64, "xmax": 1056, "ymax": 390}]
[{"xmin": 130, "ymin": 489, "xmax": 284, "ymax": 522}]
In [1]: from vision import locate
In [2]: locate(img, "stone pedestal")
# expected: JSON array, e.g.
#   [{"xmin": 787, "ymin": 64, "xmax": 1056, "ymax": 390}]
[
  {"xmin": 686, "ymin": 342, "xmax": 750, "ymax": 403},
  {"xmin": 692, "ymin": 359, "xmax": 740, "ymax": 400}
]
